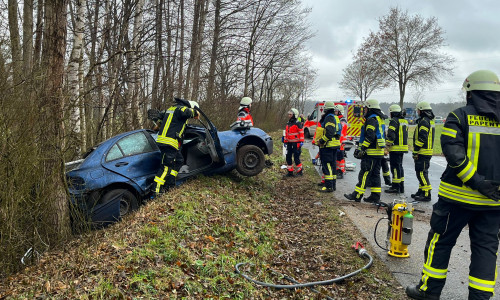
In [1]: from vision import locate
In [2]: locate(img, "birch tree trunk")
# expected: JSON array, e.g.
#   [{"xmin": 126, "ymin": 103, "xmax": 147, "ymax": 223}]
[
  {"xmin": 67, "ymin": 0, "xmax": 87, "ymax": 154},
  {"xmin": 129, "ymin": 0, "xmax": 144, "ymax": 128}
]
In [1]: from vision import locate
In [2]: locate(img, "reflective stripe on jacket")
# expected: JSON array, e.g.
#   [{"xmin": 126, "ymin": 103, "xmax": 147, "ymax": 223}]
[
  {"xmin": 387, "ymin": 117, "xmax": 409, "ymax": 152},
  {"xmin": 438, "ymin": 105, "xmax": 500, "ymax": 208},
  {"xmin": 359, "ymin": 114, "xmax": 385, "ymax": 157},
  {"xmin": 237, "ymin": 108, "xmax": 254, "ymax": 126},
  {"xmin": 157, "ymin": 105, "xmax": 197, "ymax": 150},
  {"xmin": 320, "ymin": 113, "xmax": 341, "ymax": 148},
  {"xmin": 413, "ymin": 116, "xmax": 435, "ymax": 156},
  {"xmin": 284, "ymin": 119, "xmax": 304, "ymax": 143}
]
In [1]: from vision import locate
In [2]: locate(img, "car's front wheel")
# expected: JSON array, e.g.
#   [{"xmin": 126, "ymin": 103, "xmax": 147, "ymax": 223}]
[
  {"xmin": 101, "ymin": 189, "xmax": 138, "ymax": 217},
  {"xmin": 236, "ymin": 145, "xmax": 265, "ymax": 176}
]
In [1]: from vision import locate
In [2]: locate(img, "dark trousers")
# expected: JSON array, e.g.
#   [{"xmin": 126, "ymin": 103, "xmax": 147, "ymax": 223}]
[
  {"xmin": 417, "ymin": 198, "xmax": 500, "ymax": 299},
  {"xmin": 286, "ymin": 142, "xmax": 301, "ymax": 167},
  {"xmin": 415, "ymin": 155, "xmax": 432, "ymax": 196},
  {"xmin": 354, "ymin": 156, "xmax": 382, "ymax": 198},
  {"xmin": 320, "ymin": 147, "xmax": 338, "ymax": 189},
  {"xmin": 389, "ymin": 152, "xmax": 404, "ymax": 189},
  {"xmin": 382, "ymin": 157, "xmax": 391, "ymax": 178},
  {"xmin": 154, "ymin": 144, "xmax": 184, "ymax": 194}
]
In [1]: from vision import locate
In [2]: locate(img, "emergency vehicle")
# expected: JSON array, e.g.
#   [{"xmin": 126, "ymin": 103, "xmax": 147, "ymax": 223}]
[{"xmin": 303, "ymin": 100, "xmax": 365, "ymax": 141}]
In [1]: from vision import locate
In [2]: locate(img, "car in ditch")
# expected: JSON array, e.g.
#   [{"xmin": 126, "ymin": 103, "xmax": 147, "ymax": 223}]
[{"xmin": 66, "ymin": 108, "xmax": 273, "ymax": 226}]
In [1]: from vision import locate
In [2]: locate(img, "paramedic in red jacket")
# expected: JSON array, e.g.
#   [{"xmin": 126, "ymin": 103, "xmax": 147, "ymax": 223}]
[
  {"xmin": 236, "ymin": 97, "xmax": 254, "ymax": 126},
  {"xmin": 283, "ymin": 108, "xmax": 305, "ymax": 177}
]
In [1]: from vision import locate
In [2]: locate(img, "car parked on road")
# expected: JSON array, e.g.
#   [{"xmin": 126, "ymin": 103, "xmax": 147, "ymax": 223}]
[
  {"xmin": 434, "ymin": 116, "xmax": 445, "ymax": 124},
  {"xmin": 66, "ymin": 108, "xmax": 273, "ymax": 225}
]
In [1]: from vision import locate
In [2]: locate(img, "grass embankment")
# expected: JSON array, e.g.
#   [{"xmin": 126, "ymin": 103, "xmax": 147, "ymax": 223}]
[{"xmin": 0, "ymin": 131, "xmax": 405, "ymax": 299}]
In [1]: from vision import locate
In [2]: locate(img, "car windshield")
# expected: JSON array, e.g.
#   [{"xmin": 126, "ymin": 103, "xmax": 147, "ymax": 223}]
[{"xmin": 106, "ymin": 131, "xmax": 154, "ymax": 162}]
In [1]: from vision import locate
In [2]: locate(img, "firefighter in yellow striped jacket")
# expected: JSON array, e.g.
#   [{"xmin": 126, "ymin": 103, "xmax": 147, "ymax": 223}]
[
  {"xmin": 406, "ymin": 71, "xmax": 500, "ymax": 300},
  {"xmin": 318, "ymin": 101, "xmax": 341, "ymax": 192},
  {"xmin": 153, "ymin": 98, "xmax": 199, "ymax": 195},
  {"xmin": 411, "ymin": 101, "xmax": 435, "ymax": 201},
  {"xmin": 384, "ymin": 104, "xmax": 408, "ymax": 194},
  {"xmin": 344, "ymin": 99, "xmax": 386, "ymax": 203}
]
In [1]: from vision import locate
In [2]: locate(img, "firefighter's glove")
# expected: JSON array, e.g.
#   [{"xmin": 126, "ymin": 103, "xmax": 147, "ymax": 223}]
[
  {"xmin": 319, "ymin": 139, "xmax": 326, "ymax": 146},
  {"xmin": 354, "ymin": 148, "xmax": 365, "ymax": 159},
  {"xmin": 412, "ymin": 152, "xmax": 418, "ymax": 160},
  {"xmin": 334, "ymin": 133, "xmax": 341, "ymax": 139},
  {"xmin": 475, "ymin": 180, "xmax": 500, "ymax": 201}
]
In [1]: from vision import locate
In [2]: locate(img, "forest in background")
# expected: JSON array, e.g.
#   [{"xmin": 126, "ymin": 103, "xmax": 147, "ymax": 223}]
[{"xmin": 0, "ymin": 0, "xmax": 316, "ymax": 276}]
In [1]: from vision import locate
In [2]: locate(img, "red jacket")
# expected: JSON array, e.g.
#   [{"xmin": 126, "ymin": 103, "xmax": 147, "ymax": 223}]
[
  {"xmin": 339, "ymin": 114, "xmax": 348, "ymax": 150},
  {"xmin": 237, "ymin": 108, "xmax": 254, "ymax": 126},
  {"xmin": 284, "ymin": 118, "xmax": 304, "ymax": 143}
]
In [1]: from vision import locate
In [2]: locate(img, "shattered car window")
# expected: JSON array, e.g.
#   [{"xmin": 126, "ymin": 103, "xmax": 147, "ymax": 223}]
[{"xmin": 106, "ymin": 132, "xmax": 153, "ymax": 162}]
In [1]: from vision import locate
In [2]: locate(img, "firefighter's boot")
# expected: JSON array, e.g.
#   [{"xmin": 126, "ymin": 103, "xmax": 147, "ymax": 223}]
[
  {"xmin": 384, "ymin": 175, "xmax": 392, "ymax": 186},
  {"xmin": 385, "ymin": 183, "xmax": 400, "ymax": 193},
  {"xmin": 285, "ymin": 170, "xmax": 295, "ymax": 177},
  {"xmin": 415, "ymin": 192, "xmax": 432, "ymax": 202},
  {"xmin": 411, "ymin": 190, "xmax": 423, "ymax": 199},
  {"xmin": 320, "ymin": 180, "xmax": 334, "ymax": 193},
  {"xmin": 405, "ymin": 286, "xmax": 440, "ymax": 300},
  {"xmin": 296, "ymin": 168, "xmax": 303, "ymax": 176},
  {"xmin": 344, "ymin": 191, "xmax": 362, "ymax": 202},
  {"xmin": 364, "ymin": 193, "xmax": 381, "ymax": 203}
]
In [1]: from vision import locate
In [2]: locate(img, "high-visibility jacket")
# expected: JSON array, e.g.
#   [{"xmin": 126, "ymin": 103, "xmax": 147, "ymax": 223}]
[
  {"xmin": 339, "ymin": 115, "xmax": 348, "ymax": 150},
  {"xmin": 387, "ymin": 117, "xmax": 409, "ymax": 152},
  {"xmin": 359, "ymin": 114, "xmax": 386, "ymax": 157},
  {"xmin": 438, "ymin": 105, "xmax": 500, "ymax": 208},
  {"xmin": 319, "ymin": 113, "xmax": 341, "ymax": 148},
  {"xmin": 237, "ymin": 108, "xmax": 254, "ymax": 126},
  {"xmin": 157, "ymin": 105, "xmax": 197, "ymax": 150},
  {"xmin": 413, "ymin": 116, "xmax": 435, "ymax": 156},
  {"xmin": 284, "ymin": 119, "xmax": 304, "ymax": 143}
]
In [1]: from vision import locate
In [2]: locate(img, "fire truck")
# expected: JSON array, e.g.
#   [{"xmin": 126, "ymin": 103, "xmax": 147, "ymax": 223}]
[{"xmin": 303, "ymin": 100, "xmax": 364, "ymax": 142}]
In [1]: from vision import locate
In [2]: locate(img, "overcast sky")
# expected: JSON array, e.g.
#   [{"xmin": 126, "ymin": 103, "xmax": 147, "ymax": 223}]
[{"xmin": 301, "ymin": 0, "xmax": 500, "ymax": 104}]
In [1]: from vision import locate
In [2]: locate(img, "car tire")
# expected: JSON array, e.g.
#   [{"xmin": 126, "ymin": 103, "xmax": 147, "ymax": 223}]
[
  {"xmin": 101, "ymin": 189, "xmax": 138, "ymax": 217},
  {"xmin": 236, "ymin": 145, "xmax": 265, "ymax": 176},
  {"xmin": 304, "ymin": 128, "xmax": 310, "ymax": 139}
]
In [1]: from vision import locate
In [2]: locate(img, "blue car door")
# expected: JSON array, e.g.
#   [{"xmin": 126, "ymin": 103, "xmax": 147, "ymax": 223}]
[{"xmin": 101, "ymin": 131, "xmax": 161, "ymax": 191}]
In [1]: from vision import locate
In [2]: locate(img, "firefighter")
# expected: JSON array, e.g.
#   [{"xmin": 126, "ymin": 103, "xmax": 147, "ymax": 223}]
[
  {"xmin": 236, "ymin": 97, "xmax": 254, "ymax": 126},
  {"xmin": 406, "ymin": 70, "xmax": 500, "ymax": 300},
  {"xmin": 344, "ymin": 99, "xmax": 386, "ymax": 203},
  {"xmin": 154, "ymin": 98, "xmax": 200, "ymax": 195},
  {"xmin": 411, "ymin": 101, "xmax": 435, "ymax": 201},
  {"xmin": 385, "ymin": 104, "xmax": 409, "ymax": 193},
  {"xmin": 283, "ymin": 108, "xmax": 304, "ymax": 177},
  {"xmin": 335, "ymin": 105, "xmax": 348, "ymax": 179},
  {"xmin": 318, "ymin": 101, "xmax": 341, "ymax": 192}
]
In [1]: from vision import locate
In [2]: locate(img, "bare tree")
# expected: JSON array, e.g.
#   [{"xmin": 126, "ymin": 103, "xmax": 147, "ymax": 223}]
[
  {"xmin": 40, "ymin": 0, "xmax": 71, "ymax": 242},
  {"xmin": 8, "ymin": 0, "xmax": 22, "ymax": 85},
  {"xmin": 67, "ymin": 0, "xmax": 87, "ymax": 154},
  {"xmin": 339, "ymin": 55, "xmax": 389, "ymax": 101},
  {"xmin": 359, "ymin": 7, "xmax": 454, "ymax": 107}
]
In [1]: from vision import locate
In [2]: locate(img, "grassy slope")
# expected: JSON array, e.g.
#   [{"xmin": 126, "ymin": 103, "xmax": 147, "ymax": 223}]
[{"xmin": 0, "ymin": 132, "xmax": 406, "ymax": 299}]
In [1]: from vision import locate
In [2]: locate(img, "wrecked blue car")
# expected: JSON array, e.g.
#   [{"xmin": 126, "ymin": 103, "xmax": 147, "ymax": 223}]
[{"xmin": 65, "ymin": 108, "xmax": 273, "ymax": 225}]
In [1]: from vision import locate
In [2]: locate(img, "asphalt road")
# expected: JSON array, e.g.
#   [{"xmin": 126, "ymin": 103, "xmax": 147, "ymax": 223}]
[{"xmin": 302, "ymin": 139, "xmax": 500, "ymax": 300}]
